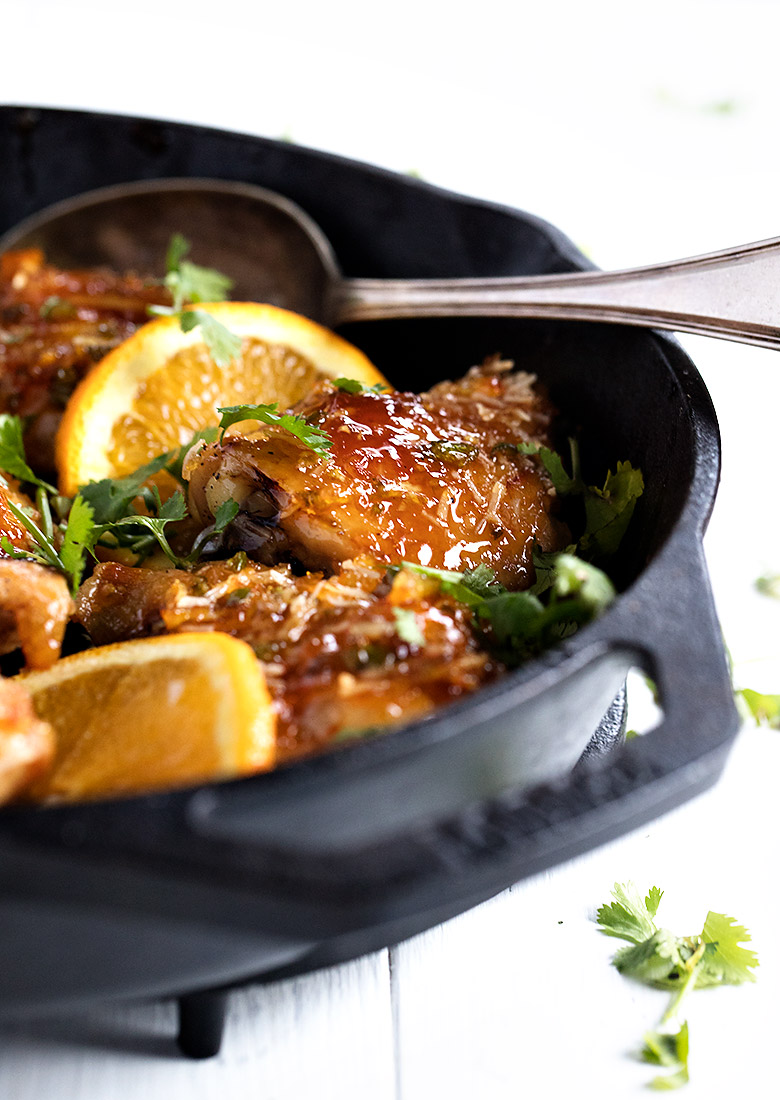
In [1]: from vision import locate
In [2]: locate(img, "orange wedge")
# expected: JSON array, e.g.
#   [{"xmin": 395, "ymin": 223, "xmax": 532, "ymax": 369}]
[
  {"xmin": 56, "ymin": 301, "xmax": 388, "ymax": 495},
  {"xmin": 17, "ymin": 632, "xmax": 275, "ymax": 802}
]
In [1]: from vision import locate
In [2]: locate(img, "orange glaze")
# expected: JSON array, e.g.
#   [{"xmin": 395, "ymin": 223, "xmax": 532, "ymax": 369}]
[{"xmin": 193, "ymin": 378, "xmax": 566, "ymax": 589}]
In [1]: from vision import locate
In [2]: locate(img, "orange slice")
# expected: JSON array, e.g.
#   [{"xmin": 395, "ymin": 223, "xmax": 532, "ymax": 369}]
[
  {"xmin": 56, "ymin": 301, "xmax": 389, "ymax": 495},
  {"xmin": 17, "ymin": 632, "xmax": 275, "ymax": 802}
]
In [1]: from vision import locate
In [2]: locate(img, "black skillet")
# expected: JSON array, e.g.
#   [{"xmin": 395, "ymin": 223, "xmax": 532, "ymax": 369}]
[{"xmin": 0, "ymin": 107, "xmax": 737, "ymax": 1054}]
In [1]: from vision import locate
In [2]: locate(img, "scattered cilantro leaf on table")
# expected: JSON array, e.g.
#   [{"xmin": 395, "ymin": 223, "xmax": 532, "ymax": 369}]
[
  {"xmin": 641, "ymin": 1023, "xmax": 690, "ymax": 1091},
  {"xmin": 755, "ymin": 573, "xmax": 780, "ymax": 599},
  {"xmin": 597, "ymin": 881, "xmax": 758, "ymax": 1089},
  {"xmin": 736, "ymin": 688, "xmax": 780, "ymax": 729}
]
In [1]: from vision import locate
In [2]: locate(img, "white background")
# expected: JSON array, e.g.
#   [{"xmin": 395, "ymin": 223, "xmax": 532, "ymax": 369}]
[{"xmin": 1, "ymin": 1, "xmax": 779, "ymax": 1097}]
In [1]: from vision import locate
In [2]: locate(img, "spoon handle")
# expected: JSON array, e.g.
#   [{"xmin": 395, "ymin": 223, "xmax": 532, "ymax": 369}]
[{"xmin": 334, "ymin": 235, "xmax": 780, "ymax": 349}]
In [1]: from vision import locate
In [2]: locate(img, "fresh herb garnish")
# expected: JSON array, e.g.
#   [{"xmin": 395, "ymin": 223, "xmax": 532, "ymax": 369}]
[
  {"xmin": 158, "ymin": 232, "xmax": 234, "ymax": 313},
  {"xmin": 148, "ymin": 233, "xmax": 241, "ymax": 367},
  {"xmin": 736, "ymin": 688, "xmax": 780, "ymax": 728},
  {"xmin": 514, "ymin": 439, "xmax": 644, "ymax": 560},
  {"xmin": 399, "ymin": 552, "xmax": 615, "ymax": 662},
  {"xmin": 597, "ymin": 882, "xmax": 758, "ymax": 1089},
  {"xmin": 755, "ymin": 573, "xmax": 780, "ymax": 599},
  {"xmin": 39, "ymin": 295, "xmax": 76, "ymax": 321},
  {"xmin": 179, "ymin": 307, "xmax": 242, "ymax": 368},
  {"xmin": 88, "ymin": 488, "xmax": 189, "ymax": 567},
  {"xmin": 333, "ymin": 377, "xmax": 387, "ymax": 394},
  {"xmin": 429, "ymin": 440, "xmax": 479, "ymax": 466},
  {"xmin": 393, "ymin": 607, "xmax": 426, "ymax": 647},
  {"xmin": 0, "ymin": 414, "xmax": 57, "ymax": 492},
  {"xmin": 217, "ymin": 403, "xmax": 332, "ymax": 456},
  {"xmin": 1, "ymin": 491, "xmax": 95, "ymax": 595}
]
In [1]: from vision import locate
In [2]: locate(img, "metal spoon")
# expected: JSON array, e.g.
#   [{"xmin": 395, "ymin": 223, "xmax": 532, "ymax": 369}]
[{"xmin": 3, "ymin": 177, "xmax": 780, "ymax": 350}]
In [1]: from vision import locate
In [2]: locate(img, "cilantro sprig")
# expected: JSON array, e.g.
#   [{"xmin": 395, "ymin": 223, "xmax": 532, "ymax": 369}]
[
  {"xmin": 399, "ymin": 551, "xmax": 615, "ymax": 663},
  {"xmin": 513, "ymin": 439, "xmax": 644, "ymax": 560},
  {"xmin": 597, "ymin": 882, "xmax": 758, "ymax": 1089},
  {"xmin": 1, "ymin": 490, "xmax": 94, "ymax": 596},
  {"xmin": 148, "ymin": 233, "xmax": 241, "ymax": 367},
  {"xmin": 0, "ymin": 414, "xmax": 57, "ymax": 493},
  {"xmin": 736, "ymin": 687, "xmax": 780, "ymax": 728},
  {"xmin": 218, "ymin": 403, "xmax": 332, "ymax": 456}
]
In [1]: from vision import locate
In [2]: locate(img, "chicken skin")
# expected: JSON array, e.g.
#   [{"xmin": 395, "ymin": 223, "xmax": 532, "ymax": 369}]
[
  {"xmin": 185, "ymin": 358, "xmax": 566, "ymax": 589},
  {"xmin": 75, "ymin": 555, "xmax": 499, "ymax": 761}
]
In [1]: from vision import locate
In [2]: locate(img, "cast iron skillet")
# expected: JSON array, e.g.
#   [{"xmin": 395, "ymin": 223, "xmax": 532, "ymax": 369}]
[{"xmin": 0, "ymin": 108, "xmax": 737, "ymax": 1031}]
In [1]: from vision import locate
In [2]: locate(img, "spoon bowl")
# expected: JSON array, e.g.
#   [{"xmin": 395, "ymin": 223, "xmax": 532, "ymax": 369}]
[
  {"xmin": 0, "ymin": 179, "xmax": 339, "ymax": 322},
  {"xmin": 4, "ymin": 176, "xmax": 780, "ymax": 349}
]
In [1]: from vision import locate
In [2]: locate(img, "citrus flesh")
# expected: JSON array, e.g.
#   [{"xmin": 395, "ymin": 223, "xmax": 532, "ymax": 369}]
[
  {"xmin": 17, "ymin": 632, "xmax": 275, "ymax": 802},
  {"xmin": 56, "ymin": 301, "xmax": 388, "ymax": 495}
]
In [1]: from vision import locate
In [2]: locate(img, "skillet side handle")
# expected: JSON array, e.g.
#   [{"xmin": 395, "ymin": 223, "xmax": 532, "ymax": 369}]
[{"xmin": 519, "ymin": 533, "xmax": 740, "ymax": 872}]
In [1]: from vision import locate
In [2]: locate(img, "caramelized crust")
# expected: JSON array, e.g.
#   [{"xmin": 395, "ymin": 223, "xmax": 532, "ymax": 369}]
[{"xmin": 0, "ymin": 249, "xmax": 170, "ymax": 470}]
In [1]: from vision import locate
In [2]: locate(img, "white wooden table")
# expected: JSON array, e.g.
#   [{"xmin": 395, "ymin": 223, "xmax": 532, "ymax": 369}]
[{"xmin": 1, "ymin": 2, "xmax": 779, "ymax": 1096}]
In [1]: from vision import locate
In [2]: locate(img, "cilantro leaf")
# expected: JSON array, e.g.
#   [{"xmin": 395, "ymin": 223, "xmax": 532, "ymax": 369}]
[
  {"xmin": 513, "ymin": 438, "xmax": 644, "ymax": 561},
  {"xmin": 736, "ymin": 687, "xmax": 780, "ymax": 729},
  {"xmin": 79, "ymin": 454, "xmax": 170, "ymax": 524},
  {"xmin": 515, "ymin": 440, "xmax": 579, "ymax": 495},
  {"xmin": 400, "ymin": 553, "xmax": 614, "ymax": 663},
  {"xmin": 699, "ymin": 912, "xmax": 759, "ymax": 985},
  {"xmin": 58, "ymin": 494, "xmax": 95, "ymax": 594},
  {"xmin": 0, "ymin": 414, "xmax": 56, "ymax": 492},
  {"xmin": 91, "ymin": 489, "xmax": 188, "ymax": 566},
  {"xmin": 755, "ymin": 573, "xmax": 780, "ymax": 599},
  {"xmin": 161, "ymin": 232, "xmax": 234, "ymax": 311},
  {"xmin": 397, "ymin": 562, "xmax": 502, "ymax": 609},
  {"xmin": 2, "ymin": 491, "xmax": 93, "ymax": 594},
  {"xmin": 641, "ymin": 1023, "xmax": 690, "ymax": 1090},
  {"xmin": 596, "ymin": 882, "xmax": 663, "ymax": 944},
  {"xmin": 333, "ymin": 377, "xmax": 387, "ymax": 394},
  {"xmin": 580, "ymin": 460, "xmax": 645, "ymax": 559},
  {"xmin": 598, "ymin": 883, "xmax": 758, "ymax": 1090},
  {"xmin": 148, "ymin": 234, "xmax": 240, "ymax": 367},
  {"xmin": 218, "ymin": 403, "xmax": 332, "ymax": 456},
  {"xmin": 180, "ymin": 308, "xmax": 242, "ymax": 368},
  {"xmin": 393, "ymin": 607, "xmax": 426, "ymax": 647}
]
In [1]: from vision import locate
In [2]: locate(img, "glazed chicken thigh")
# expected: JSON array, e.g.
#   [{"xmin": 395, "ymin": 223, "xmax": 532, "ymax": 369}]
[{"xmin": 186, "ymin": 358, "xmax": 566, "ymax": 589}]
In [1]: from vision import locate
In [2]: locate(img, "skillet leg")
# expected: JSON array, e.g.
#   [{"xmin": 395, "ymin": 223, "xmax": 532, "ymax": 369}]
[{"xmin": 176, "ymin": 989, "xmax": 228, "ymax": 1058}]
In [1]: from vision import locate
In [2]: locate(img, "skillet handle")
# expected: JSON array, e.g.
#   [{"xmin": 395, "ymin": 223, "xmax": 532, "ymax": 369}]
[{"xmin": 187, "ymin": 530, "xmax": 737, "ymax": 931}]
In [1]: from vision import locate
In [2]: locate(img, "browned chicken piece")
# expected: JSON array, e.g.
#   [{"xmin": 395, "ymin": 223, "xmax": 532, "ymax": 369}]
[
  {"xmin": 185, "ymin": 358, "xmax": 566, "ymax": 590},
  {"xmin": 0, "ymin": 676, "xmax": 55, "ymax": 803},
  {"xmin": 75, "ymin": 555, "xmax": 500, "ymax": 762},
  {"xmin": 0, "ymin": 477, "xmax": 74, "ymax": 669},
  {"xmin": 1, "ymin": 249, "xmax": 170, "ymax": 471}
]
